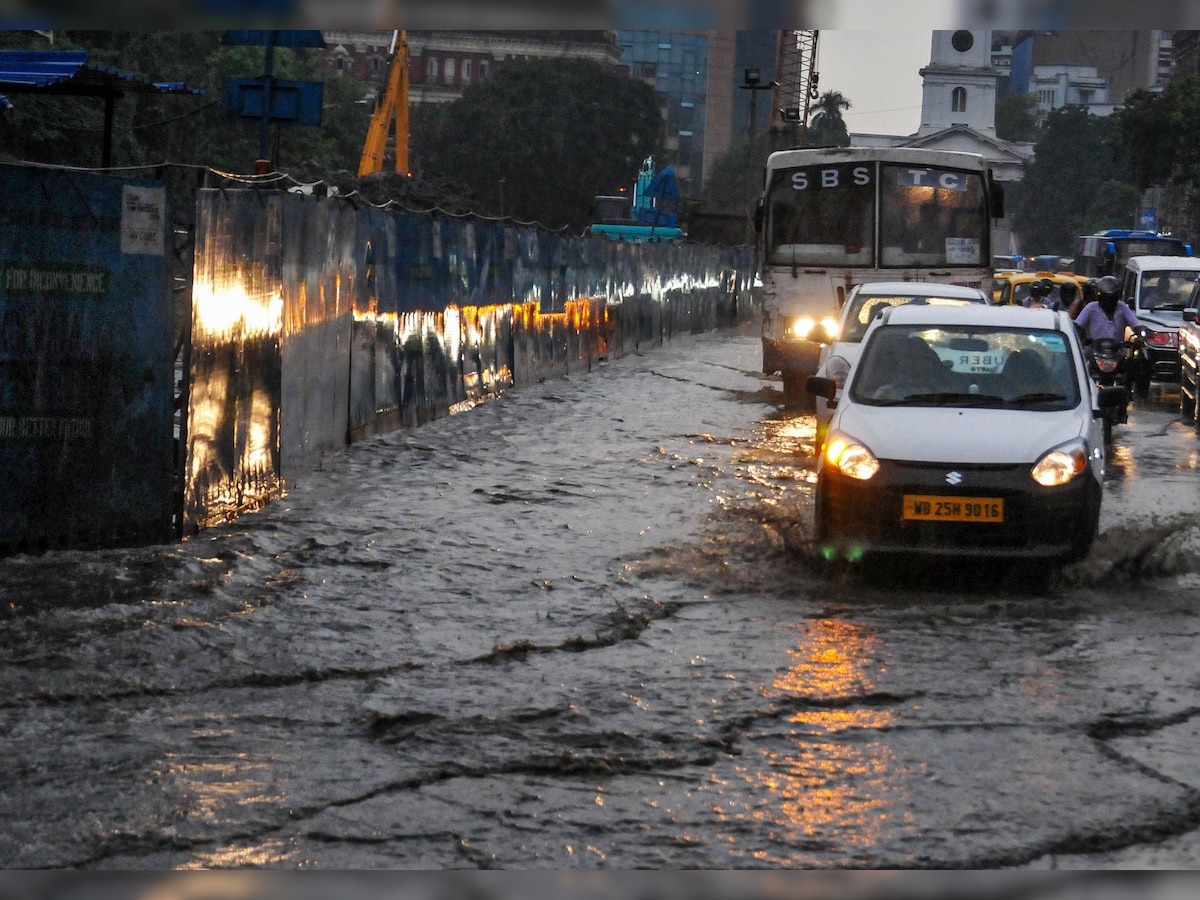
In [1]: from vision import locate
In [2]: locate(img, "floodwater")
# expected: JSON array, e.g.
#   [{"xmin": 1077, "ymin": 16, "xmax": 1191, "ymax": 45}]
[{"xmin": 2, "ymin": 319, "xmax": 1200, "ymax": 870}]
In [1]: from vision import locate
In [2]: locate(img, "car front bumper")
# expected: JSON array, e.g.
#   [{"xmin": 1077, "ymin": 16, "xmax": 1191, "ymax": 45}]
[
  {"xmin": 815, "ymin": 458, "xmax": 1102, "ymax": 564},
  {"xmin": 1144, "ymin": 344, "xmax": 1182, "ymax": 383}
]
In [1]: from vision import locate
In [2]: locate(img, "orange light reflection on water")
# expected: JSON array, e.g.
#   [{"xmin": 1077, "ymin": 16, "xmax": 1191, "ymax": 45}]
[
  {"xmin": 732, "ymin": 619, "xmax": 901, "ymax": 864},
  {"xmin": 155, "ymin": 752, "xmax": 302, "ymax": 869}
]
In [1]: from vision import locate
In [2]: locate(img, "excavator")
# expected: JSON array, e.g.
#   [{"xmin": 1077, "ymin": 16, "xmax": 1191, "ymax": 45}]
[
  {"xmin": 588, "ymin": 156, "xmax": 682, "ymax": 242},
  {"xmin": 358, "ymin": 29, "xmax": 409, "ymax": 177}
]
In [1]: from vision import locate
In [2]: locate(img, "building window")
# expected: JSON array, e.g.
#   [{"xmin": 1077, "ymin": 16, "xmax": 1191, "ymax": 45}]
[
  {"xmin": 952, "ymin": 86, "xmax": 967, "ymax": 113},
  {"xmin": 428, "ymin": 57, "xmax": 438, "ymax": 81},
  {"xmin": 445, "ymin": 58, "xmax": 456, "ymax": 84},
  {"xmin": 462, "ymin": 59, "xmax": 472, "ymax": 83},
  {"xmin": 479, "ymin": 59, "xmax": 489, "ymax": 78}
]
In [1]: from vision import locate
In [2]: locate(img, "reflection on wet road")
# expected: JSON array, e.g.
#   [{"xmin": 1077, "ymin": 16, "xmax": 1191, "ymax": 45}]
[{"xmin": 2, "ymin": 321, "xmax": 1200, "ymax": 869}]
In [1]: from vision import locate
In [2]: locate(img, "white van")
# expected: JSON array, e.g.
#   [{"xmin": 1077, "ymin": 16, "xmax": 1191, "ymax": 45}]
[{"xmin": 1118, "ymin": 255, "xmax": 1200, "ymax": 387}]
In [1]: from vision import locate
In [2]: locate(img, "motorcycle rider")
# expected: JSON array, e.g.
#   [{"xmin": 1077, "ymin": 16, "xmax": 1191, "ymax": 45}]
[
  {"xmin": 1057, "ymin": 279, "xmax": 1079, "ymax": 313},
  {"xmin": 1068, "ymin": 277, "xmax": 1099, "ymax": 318},
  {"xmin": 1074, "ymin": 275, "xmax": 1140, "ymax": 344},
  {"xmin": 1022, "ymin": 278, "xmax": 1055, "ymax": 309},
  {"xmin": 1074, "ymin": 275, "xmax": 1144, "ymax": 418}
]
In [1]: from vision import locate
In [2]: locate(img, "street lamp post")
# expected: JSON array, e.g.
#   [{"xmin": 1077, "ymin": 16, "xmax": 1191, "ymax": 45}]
[{"xmin": 739, "ymin": 67, "xmax": 777, "ymax": 140}]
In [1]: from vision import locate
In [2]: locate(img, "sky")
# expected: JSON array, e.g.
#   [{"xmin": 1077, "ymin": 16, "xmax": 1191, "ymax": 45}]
[{"xmin": 815, "ymin": 31, "xmax": 934, "ymax": 138}]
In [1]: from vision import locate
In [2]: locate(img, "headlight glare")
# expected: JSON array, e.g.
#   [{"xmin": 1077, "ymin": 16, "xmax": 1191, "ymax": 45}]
[
  {"xmin": 1031, "ymin": 440, "xmax": 1088, "ymax": 486},
  {"xmin": 790, "ymin": 316, "xmax": 816, "ymax": 338},
  {"xmin": 824, "ymin": 435, "xmax": 880, "ymax": 480}
]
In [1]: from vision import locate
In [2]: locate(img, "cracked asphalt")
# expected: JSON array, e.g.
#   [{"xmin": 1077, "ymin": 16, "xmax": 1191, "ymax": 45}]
[{"xmin": 1, "ymin": 319, "xmax": 1199, "ymax": 869}]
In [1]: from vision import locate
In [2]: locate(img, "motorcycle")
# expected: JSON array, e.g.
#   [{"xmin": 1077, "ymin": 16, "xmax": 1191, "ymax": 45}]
[{"xmin": 1088, "ymin": 336, "xmax": 1132, "ymax": 444}]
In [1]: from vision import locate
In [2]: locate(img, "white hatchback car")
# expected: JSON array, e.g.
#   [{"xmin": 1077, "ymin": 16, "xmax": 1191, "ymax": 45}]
[
  {"xmin": 814, "ymin": 281, "xmax": 990, "ymax": 440},
  {"xmin": 807, "ymin": 304, "xmax": 1126, "ymax": 570}
]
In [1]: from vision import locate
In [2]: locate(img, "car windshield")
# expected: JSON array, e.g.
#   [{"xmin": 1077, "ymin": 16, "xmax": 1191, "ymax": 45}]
[
  {"xmin": 850, "ymin": 324, "xmax": 1080, "ymax": 409},
  {"xmin": 841, "ymin": 294, "xmax": 980, "ymax": 342},
  {"xmin": 1138, "ymin": 271, "xmax": 1200, "ymax": 311}
]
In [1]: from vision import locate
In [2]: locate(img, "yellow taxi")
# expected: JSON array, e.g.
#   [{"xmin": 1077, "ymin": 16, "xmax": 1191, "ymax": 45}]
[{"xmin": 992, "ymin": 271, "xmax": 1086, "ymax": 307}]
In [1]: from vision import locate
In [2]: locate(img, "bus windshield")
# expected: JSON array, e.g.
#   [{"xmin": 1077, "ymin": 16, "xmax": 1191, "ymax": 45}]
[
  {"xmin": 765, "ymin": 160, "xmax": 988, "ymax": 269},
  {"xmin": 878, "ymin": 164, "xmax": 986, "ymax": 267},
  {"xmin": 766, "ymin": 161, "xmax": 875, "ymax": 267}
]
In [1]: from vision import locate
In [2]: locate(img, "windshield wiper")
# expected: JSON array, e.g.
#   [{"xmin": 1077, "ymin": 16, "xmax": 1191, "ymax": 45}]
[
  {"xmin": 1008, "ymin": 392, "xmax": 1069, "ymax": 404},
  {"xmin": 868, "ymin": 391, "xmax": 1006, "ymax": 406}
]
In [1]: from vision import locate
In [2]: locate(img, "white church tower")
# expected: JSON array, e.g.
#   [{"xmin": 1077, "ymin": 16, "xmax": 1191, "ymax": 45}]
[
  {"xmin": 901, "ymin": 29, "xmax": 1031, "ymax": 258},
  {"xmin": 917, "ymin": 29, "xmax": 998, "ymax": 137}
]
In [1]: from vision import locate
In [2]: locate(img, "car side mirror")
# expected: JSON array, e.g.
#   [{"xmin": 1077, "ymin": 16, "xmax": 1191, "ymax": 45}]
[
  {"xmin": 806, "ymin": 376, "xmax": 838, "ymax": 400},
  {"xmin": 1184, "ymin": 307, "xmax": 1198, "ymax": 323}
]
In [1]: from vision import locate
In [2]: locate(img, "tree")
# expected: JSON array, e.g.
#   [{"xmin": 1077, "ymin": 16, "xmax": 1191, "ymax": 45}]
[
  {"xmin": 805, "ymin": 90, "xmax": 851, "ymax": 148},
  {"xmin": 411, "ymin": 57, "xmax": 664, "ymax": 231},
  {"xmin": 1111, "ymin": 74, "xmax": 1200, "ymax": 240},
  {"xmin": 1008, "ymin": 105, "xmax": 1136, "ymax": 254},
  {"xmin": 1083, "ymin": 179, "xmax": 1142, "ymax": 227},
  {"xmin": 699, "ymin": 131, "xmax": 768, "ymax": 210},
  {"xmin": 995, "ymin": 93, "xmax": 1040, "ymax": 143}
]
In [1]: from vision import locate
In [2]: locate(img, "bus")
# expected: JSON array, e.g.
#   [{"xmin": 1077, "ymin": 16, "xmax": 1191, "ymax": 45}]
[
  {"xmin": 1071, "ymin": 229, "xmax": 1192, "ymax": 278},
  {"xmin": 756, "ymin": 146, "xmax": 1003, "ymax": 399}
]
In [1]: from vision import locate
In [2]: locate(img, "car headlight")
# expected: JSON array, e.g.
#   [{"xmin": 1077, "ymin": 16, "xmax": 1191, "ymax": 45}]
[
  {"xmin": 823, "ymin": 434, "xmax": 880, "ymax": 480},
  {"xmin": 825, "ymin": 355, "xmax": 851, "ymax": 390},
  {"xmin": 1031, "ymin": 439, "xmax": 1089, "ymax": 487}
]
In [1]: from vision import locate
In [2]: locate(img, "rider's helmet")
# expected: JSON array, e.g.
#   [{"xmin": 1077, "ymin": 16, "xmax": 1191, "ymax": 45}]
[
  {"xmin": 1058, "ymin": 280, "xmax": 1079, "ymax": 308},
  {"xmin": 1096, "ymin": 275, "xmax": 1121, "ymax": 313},
  {"xmin": 1081, "ymin": 278, "xmax": 1100, "ymax": 304}
]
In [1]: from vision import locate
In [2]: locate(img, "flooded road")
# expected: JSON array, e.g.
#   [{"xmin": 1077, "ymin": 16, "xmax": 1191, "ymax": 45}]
[{"xmin": 2, "ymin": 319, "xmax": 1200, "ymax": 869}]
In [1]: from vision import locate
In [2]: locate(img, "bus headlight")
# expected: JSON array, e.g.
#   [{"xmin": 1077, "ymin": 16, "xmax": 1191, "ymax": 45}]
[
  {"xmin": 823, "ymin": 434, "xmax": 880, "ymax": 480},
  {"xmin": 789, "ymin": 316, "xmax": 839, "ymax": 341}
]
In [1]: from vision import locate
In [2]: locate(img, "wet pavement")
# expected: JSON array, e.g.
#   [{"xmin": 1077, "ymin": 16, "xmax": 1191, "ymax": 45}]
[{"xmin": 1, "ymin": 318, "xmax": 1199, "ymax": 869}]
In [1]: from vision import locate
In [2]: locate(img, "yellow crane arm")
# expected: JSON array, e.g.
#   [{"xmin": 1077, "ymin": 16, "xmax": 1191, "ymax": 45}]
[{"xmin": 358, "ymin": 30, "xmax": 409, "ymax": 177}]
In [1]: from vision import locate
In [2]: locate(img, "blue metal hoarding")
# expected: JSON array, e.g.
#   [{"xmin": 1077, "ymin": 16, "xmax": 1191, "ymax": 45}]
[{"xmin": 0, "ymin": 164, "xmax": 175, "ymax": 551}]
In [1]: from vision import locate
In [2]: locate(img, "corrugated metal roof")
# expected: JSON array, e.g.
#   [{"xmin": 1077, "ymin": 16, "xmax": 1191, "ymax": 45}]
[
  {"xmin": 0, "ymin": 49, "xmax": 206, "ymax": 167},
  {"xmin": 0, "ymin": 50, "xmax": 206, "ymax": 96}
]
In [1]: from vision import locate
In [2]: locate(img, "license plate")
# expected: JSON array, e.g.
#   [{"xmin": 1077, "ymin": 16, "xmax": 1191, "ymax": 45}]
[{"xmin": 903, "ymin": 494, "xmax": 1004, "ymax": 522}]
